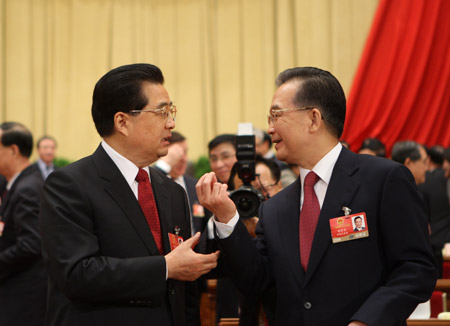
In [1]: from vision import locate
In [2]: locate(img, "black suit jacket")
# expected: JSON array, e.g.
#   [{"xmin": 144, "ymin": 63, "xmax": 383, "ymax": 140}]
[
  {"xmin": 183, "ymin": 175, "xmax": 211, "ymax": 234},
  {"xmin": 216, "ymin": 147, "xmax": 437, "ymax": 326},
  {"xmin": 0, "ymin": 164, "xmax": 46, "ymax": 325},
  {"xmin": 418, "ymin": 168, "xmax": 450, "ymax": 247},
  {"xmin": 40, "ymin": 145, "xmax": 195, "ymax": 326}
]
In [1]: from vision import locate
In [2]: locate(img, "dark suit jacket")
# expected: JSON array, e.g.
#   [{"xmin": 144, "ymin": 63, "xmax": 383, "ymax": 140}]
[
  {"xmin": 216, "ymin": 147, "xmax": 437, "ymax": 326},
  {"xmin": 40, "ymin": 145, "xmax": 196, "ymax": 326},
  {"xmin": 184, "ymin": 175, "xmax": 211, "ymax": 234},
  {"xmin": 0, "ymin": 164, "xmax": 47, "ymax": 326},
  {"xmin": 418, "ymin": 168, "xmax": 450, "ymax": 247}
]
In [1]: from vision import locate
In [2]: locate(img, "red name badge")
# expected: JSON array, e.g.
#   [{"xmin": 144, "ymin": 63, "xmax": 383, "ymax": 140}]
[
  {"xmin": 168, "ymin": 233, "xmax": 184, "ymax": 251},
  {"xmin": 329, "ymin": 212, "xmax": 369, "ymax": 243}
]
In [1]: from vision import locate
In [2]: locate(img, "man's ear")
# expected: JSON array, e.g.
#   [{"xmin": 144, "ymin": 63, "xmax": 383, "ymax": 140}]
[
  {"xmin": 10, "ymin": 144, "xmax": 20, "ymax": 156},
  {"xmin": 114, "ymin": 112, "xmax": 130, "ymax": 137},
  {"xmin": 309, "ymin": 108, "xmax": 323, "ymax": 132},
  {"xmin": 404, "ymin": 157, "xmax": 412, "ymax": 168}
]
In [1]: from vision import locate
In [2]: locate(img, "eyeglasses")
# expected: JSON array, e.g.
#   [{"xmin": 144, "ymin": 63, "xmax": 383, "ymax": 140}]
[
  {"xmin": 129, "ymin": 104, "xmax": 177, "ymax": 122},
  {"xmin": 267, "ymin": 107, "xmax": 313, "ymax": 125},
  {"xmin": 254, "ymin": 173, "xmax": 278, "ymax": 199},
  {"xmin": 209, "ymin": 152, "xmax": 236, "ymax": 164}
]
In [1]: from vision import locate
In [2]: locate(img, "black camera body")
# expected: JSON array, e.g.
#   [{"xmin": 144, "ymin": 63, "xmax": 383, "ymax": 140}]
[{"xmin": 229, "ymin": 134, "xmax": 264, "ymax": 218}]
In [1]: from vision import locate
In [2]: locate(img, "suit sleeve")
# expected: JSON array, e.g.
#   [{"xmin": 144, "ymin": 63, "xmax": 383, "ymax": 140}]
[
  {"xmin": 214, "ymin": 212, "xmax": 275, "ymax": 296},
  {"xmin": 351, "ymin": 164, "xmax": 438, "ymax": 324},
  {"xmin": 40, "ymin": 169, "xmax": 167, "ymax": 304},
  {"xmin": 0, "ymin": 181, "xmax": 43, "ymax": 281}
]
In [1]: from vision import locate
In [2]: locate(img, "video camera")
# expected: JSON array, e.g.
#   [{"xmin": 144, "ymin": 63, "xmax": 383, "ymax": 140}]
[{"xmin": 228, "ymin": 123, "xmax": 264, "ymax": 219}]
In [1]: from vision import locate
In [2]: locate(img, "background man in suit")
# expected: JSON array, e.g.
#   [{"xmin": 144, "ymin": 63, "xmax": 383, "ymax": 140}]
[
  {"xmin": 155, "ymin": 131, "xmax": 211, "ymax": 234},
  {"xmin": 40, "ymin": 63, "xmax": 219, "ymax": 326},
  {"xmin": 392, "ymin": 141, "xmax": 450, "ymax": 277},
  {"xmin": 0, "ymin": 121, "xmax": 47, "ymax": 326},
  {"xmin": 197, "ymin": 67, "xmax": 437, "ymax": 326},
  {"xmin": 33, "ymin": 135, "xmax": 57, "ymax": 179},
  {"xmin": 391, "ymin": 140, "xmax": 428, "ymax": 185}
]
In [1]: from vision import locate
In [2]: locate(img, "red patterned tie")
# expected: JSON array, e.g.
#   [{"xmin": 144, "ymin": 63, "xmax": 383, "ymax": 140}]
[
  {"xmin": 136, "ymin": 169, "xmax": 163, "ymax": 254},
  {"xmin": 299, "ymin": 171, "xmax": 320, "ymax": 271}
]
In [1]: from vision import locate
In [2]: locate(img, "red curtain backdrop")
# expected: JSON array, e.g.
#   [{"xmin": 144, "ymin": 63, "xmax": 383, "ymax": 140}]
[{"xmin": 342, "ymin": 0, "xmax": 450, "ymax": 154}]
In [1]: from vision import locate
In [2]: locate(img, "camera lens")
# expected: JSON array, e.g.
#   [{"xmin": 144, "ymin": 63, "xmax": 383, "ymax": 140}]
[{"xmin": 229, "ymin": 186, "xmax": 264, "ymax": 219}]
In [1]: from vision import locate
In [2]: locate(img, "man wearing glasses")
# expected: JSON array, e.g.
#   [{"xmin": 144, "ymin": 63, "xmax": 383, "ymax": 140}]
[
  {"xmin": 197, "ymin": 67, "xmax": 437, "ymax": 326},
  {"xmin": 40, "ymin": 63, "xmax": 219, "ymax": 326}
]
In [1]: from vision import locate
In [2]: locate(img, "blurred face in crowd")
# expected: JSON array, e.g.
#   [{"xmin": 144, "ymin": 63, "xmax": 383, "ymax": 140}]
[
  {"xmin": 251, "ymin": 162, "xmax": 282, "ymax": 200},
  {"xmin": 38, "ymin": 138, "xmax": 57, "ymax": 165},
  {"xmin": 255, "ymin": 138, "xmax": 269, "ymax": 156},
  {"xmin": 209, "ymin": 142, "xmax": 237, "ymax": 183},
  {"xmin": 405, "ymin": 145, "xmax": 428, "ymax": 185},
  {"xmin": 169, "ymin": 141, "xmax": 188, "ymax": 179}
]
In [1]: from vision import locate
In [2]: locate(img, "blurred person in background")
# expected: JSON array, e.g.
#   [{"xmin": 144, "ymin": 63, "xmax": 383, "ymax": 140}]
[
  {"xmin": 0, "ymin": 121, "xmax": 47, "ymax": 326},
  {"xmin": 443, "ymin": 147, "xmax": 450, "ymax": 202},
  {"xmin": 358, "ymin": 137, "xmax": 386, "ymax": 157},
  {"xmin": 155, "ymin": 131, "xmax": 211, "ymax": 234},
  {"xmin": 33, "ymin": 135, "xmax": 57, "ymax": 180},
  {"xmin": 254, "ymin": 128, "xmax": 287, "ymax": 171},
  {"xmin": 392, "ymin": 140, "xmax": 450, "ymax": 277}
]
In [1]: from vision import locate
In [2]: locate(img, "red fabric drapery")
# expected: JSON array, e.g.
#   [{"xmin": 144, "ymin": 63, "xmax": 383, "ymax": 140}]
[{"xmin": 342, "ymin": 0, "xmax": 450, "ymax": 155}]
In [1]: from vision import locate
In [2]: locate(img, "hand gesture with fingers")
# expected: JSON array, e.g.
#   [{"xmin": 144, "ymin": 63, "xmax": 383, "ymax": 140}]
[
  {"xmin": 165, "ymin": 232, "xmax": 220, "ymax": 281},
  {"xmin": 196, "ymin": 172, "xmax": 237, "ymax": 223}
]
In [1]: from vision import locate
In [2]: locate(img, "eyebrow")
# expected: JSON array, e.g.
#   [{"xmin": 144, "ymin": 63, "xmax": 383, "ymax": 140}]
[
  {"xmin": 156, "ymin": 101, "xmax": 173, "ymax": 109},
  {"xmin": 270, "ymin": 104, "xmax": 282, "ymax": 111}
]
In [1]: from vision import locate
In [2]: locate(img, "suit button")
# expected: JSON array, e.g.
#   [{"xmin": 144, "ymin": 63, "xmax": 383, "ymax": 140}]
[
  {"xmin": 129, "ymin": 301, "xmax": 135, "ymax": 304},
  {"xmin": 304, "ymin": 302, "xmax": 312, "ymax": 309},
  {"xmin": 146, "ymin": 301, "xmax": 152, "ymax": 306},
  {"xmin": 169, "ymin": 289, "xmax": 175, "ymax": 295}
]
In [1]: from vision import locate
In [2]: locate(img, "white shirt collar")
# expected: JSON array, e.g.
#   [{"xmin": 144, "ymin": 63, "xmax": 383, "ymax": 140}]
[
  {"xmin": 101, "ymin": 140, "xmax": 150, "ymax": 188},
  {"xmin": 300, "ymin": 142, "xmax": 342, "ymax": 186},
  {"xmin": 6, "ymin": 172, "xmax": 21, "ymax": 190}
]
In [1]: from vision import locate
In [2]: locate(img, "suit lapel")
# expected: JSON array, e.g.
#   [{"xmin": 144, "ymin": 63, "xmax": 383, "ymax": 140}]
[
  {"xmin": 277, "ymin": 178, "xmax": 305, "ymax": 289},
  {"xmin": 303, "ymin": 148, "xmax": 360, "ymax": 285},
  {"xmin": 92, "ymin": 145, "xmax": 161, "ymax": 256}
]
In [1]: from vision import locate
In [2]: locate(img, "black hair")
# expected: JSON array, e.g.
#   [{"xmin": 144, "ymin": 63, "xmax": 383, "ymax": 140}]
[
  {"xmin": 391, "ymin": 141, "xmax": 423, "ymax": 164},
  {"xmin": 91, "ymin": 63, "xmax": 164, "ymax": 137},
  {"xmin": 262, "ymin": 131, "xmax": 272, "ymax": 148},
  {"xmin": 255, "ymin": 155, "xmax": 281, "ymax": 183},
  {"xmin": 208, "ymin": 134, "xmax": 236, "ymax": 153},
  {"xmin": 359, "ymin": 137, "xmax": 386, "ymax": 157},
  {"xmin": 275, "ymin": 67, "xmax": 346, "ymax": 138},
  {"xmin": 169, "ymin": 131, "xmax": 186, "ymax": 144},
  {"xmin": 0, "ymin": 122, "xmax": 33, "ymax": 158},
  {"xmin": 426, "ymin": 145, "xmax": 444, "ymax": 165},
  {"xmin": 443, "ymin": 147, "xmax": 450, "ymax": 163}
]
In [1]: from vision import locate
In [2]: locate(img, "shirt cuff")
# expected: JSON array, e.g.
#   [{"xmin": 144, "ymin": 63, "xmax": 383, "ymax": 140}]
[{"xmin": 211, "ymin": 212, "xmax": 240, "ymax": 239}]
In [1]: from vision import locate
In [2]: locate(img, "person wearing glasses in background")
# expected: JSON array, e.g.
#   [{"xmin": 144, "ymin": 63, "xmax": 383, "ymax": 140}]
[
  {"xmin": 197, "ymin": 67, "xmax": 437, "ymax": 326},
  {"xmin": 39, "ymin": 63, "xmax": 219, "ymax": 326}
]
